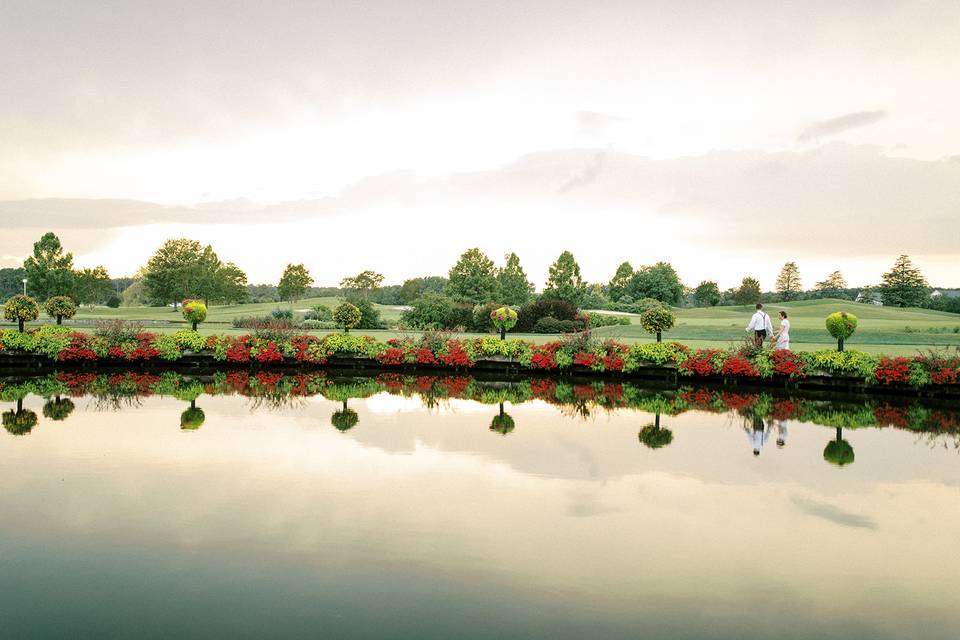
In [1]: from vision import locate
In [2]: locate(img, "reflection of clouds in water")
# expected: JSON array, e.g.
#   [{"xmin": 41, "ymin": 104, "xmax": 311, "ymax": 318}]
[{"xmin": 791, "ymin": 495, "xmax": 877, "ymax": 530}]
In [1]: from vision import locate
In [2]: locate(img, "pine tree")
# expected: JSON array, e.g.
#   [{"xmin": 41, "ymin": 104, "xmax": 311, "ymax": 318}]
[
  {"xmin": 814, "ymin": 271, "xmax": 848, "ymax": 299},
  {"xmin": 497, "ymin": 253, "xmax": 534, "ymax": 305},
  {"xmin": 607, "ymin": 261, "xmax": 634, "ymax": 302},
  {"xmin": 542, "ymin": 251, "xmax": 586, "ymax": 307},
  {"xmin": 775, "ymin": 262, "xmax": 802, "ymax": 301},
  {"xmin": 880, "ymin": 255, "xmax": 928, "ymax": 307}
]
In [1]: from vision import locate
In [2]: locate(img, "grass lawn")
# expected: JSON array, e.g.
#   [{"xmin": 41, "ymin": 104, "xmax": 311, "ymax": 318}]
[{"xmin": 9, "ymin": 298, "xmax": 960, "ymax": 357}]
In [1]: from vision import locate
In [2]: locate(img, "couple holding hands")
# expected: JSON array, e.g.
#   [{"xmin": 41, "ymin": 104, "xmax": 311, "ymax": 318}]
[{"xmin": 746, "ymin": 303, "xmax": 790, "ymax": 350}]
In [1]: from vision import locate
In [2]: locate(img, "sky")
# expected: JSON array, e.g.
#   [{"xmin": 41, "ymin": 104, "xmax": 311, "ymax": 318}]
[{"xmin": 1, "ymin": 0, "xmax": 958, "ymax": 289}]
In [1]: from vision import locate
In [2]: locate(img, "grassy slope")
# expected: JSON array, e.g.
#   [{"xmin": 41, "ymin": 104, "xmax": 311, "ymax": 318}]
[{"xmin": 11, "ymin": 298, "xmax": 960, "ymax": 357}]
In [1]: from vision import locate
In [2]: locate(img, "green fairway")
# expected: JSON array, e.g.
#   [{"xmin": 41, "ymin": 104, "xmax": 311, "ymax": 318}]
[{"xmin": 6, "ymin": 298, "xmax": 960, "ymax": 357}]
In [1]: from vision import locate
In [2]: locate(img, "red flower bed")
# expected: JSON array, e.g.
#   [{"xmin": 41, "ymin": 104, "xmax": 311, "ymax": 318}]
[
  {"xmin": 290, "ymin": 335, "xmax": 324, "ymax": 363},
  {"xmin": 530, "ymin": 378, "xmax": 557, "ymax": 400},
  {"xmin": 574, "ymin": 352, "xmax": 598, "ymax": 367},
  {"xmin": 874, "ymin": 356, "xmax": 912, "ymax": 385},
  {"xmin": 720, "ymin": 353, "xmax": 760, "ymax": 377},
  {"xmin": 438, "ymin": 340, "xmax": 473, "ymax": 368},
  {"xmin": 931, "ymin": 367, "xmax": 959, "ymax": 385},
  {"xmin": 529, "ymin": 342, "xmax": 562, "ymax": 370},
  {"xmin": 874, "ymin": 404, "xmax": 910, "ymax": 428},
  {"xmin": 679, "ymin": 388, "xmax": 716, "ymax": 411},
  {"xmin": 412, "ymin": 348, "xmax": 437, "ymax": 365},
  {"xmin": 253, "ymin": 341, "xmax": 283, "ymax": 363},
  {"xmin": 771, "ymin": 350, "xmax": 807, "ymax": 377},
  {"xmin": 680, "ymin": 349, "xmax": 721, "ymax": 376},
  {"xmin": 602, "ymin": 353, "xmax": 625, "ymax": 372},
  {"xmin": 377, "ymin": 347, "xmax": 407, "ymax": 365},
  {"xmin": 224, "ymin": 371, "xmax": 250, "ymax": 392},
  {"xmin": 223, "ymin": 336, "xmax": 252, "ymax": 362},
  {"xmin": 58, "ymin": 332, "xmax": 98, "ymax": 361},
  {"xmin": 770, "ymin": 399, "xmax": 803, "ymax": 420}
]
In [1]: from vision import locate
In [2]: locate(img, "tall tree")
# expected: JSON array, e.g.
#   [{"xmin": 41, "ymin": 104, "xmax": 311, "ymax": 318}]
[
  {"xmin": 23, "ymin": 232, "xmax": 75, "ymax": 300},
  {"xmin": 0, "ymin": 267, "xmax": 27, "ymax": 300},
  {"xmin": 212, "ymin": 262, "xmax": 248, "ymax": 304},
  {"xmin": 694, "ymin": 280, "xmax": 721, "ymax": 307},
  {"xmin": 447, "ymin": 248, "xmax": 499, "ymax": 304},
  {"xmin": 814, "ymin": 271, "xmax": 848, "ymax": 299},
  {"xmin": 607, "ymin": 261, "xmax": 634, "ymax": 302},
  {"xmin": 775, "ymin": 262, "xmax": 802, "ymax": 301},
  {"xmin": 73, "ymin": 266, "xmax": 113, "ymax": 304},
  {"xmin": 140, "ymin": 239, "xmax": 206, "ymax": 308},
  {"xmin": 880, "ymin": 255, "xmax": 928, "ymax": 307},
  {"xmin": 278, "ymin": 263, "xmax": 313, "ymax": 302},
  {"xmin": 732, "ymin": 277, "xmax": 762, "ymax": 306},
  {"xmin": 340, "ymin": 271, "xmax": 385, "ymax": 298},
  {"xmin": 624, "ymin": 262, "xmax": 684, "ymax": 305},
  {"xmin": 542, "ymin": 250, "xmax": 586, "ymax": 307},
  {"xmin": 497, "ymin": 253, "xmax": 534, "ymax": 305}
]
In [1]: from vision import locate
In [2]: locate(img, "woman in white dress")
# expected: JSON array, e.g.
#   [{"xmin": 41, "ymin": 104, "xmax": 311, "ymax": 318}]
[{"xmin": 770, "ymin": 311, "xmax": 790, "ymax": 350}]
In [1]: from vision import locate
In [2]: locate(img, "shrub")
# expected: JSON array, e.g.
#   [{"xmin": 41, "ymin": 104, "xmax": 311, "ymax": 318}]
[
  {"xmin": 94, "ymin": 319, "xmax": 144, "ymax": 344},
  {"xmin": 586, "ymin": 312, "xmax": 630, "ymax": 328},
  {"xmin": 333, "ymin": 302, "xmax": 362, "ymax": 332},
  {"xmin": 4, "ymin": 294, "xmax": 40, "ymax": 332},
  {"xmin": 331, "ymin": 408, "xmax": 359, "ymax": 431},
  {"xmin": 490, "ymin": 306, "xmax": 518, "ymax": 339},
  {"xmin": 533, "ymin": 317, "xmax": 582, "ymax": 334},
  {"xmin": 271, "ymin": 308, "xmax": 294, "ymax": 320},
  {"xmin": 347, "ymin": 295, "xmax": 386, "ymax": 329},
  {"xmin": 823, "ymin": 438, "xmax": 854, "ymax": 466},
  {"xmin": 302, "ymin": 319, "xmax": 337, "ymax": 330},
  {"xmin": 44, "ymin": 296, "xmax": 77, "ymax": 325},
  {"xmin": 182, "ymin": 300, "xmax": 208, "ymax": 330},
  {"xmin": 173, "ymin": 330, "xmax": 208, "ymax": 352},
  {"xmin": 639, "ymin": 304, "xmax": 675, "ymax": 342},
  {"xmin": 305, "ymin": 304, "xmax": 332, "ymax": 321},
  {"xmin": 515, "ymin": 298, "xmax": 579, "ymax": 332},
  {"xmin": 490, "ymin": 413, "xmax": 515, "ymax": 435},
  {"xmin": 402, "ymin": 293, "xmax": 455, "ymax": 329},
  {"xmin": 180, "ymin": 406, "xmax": 206, "ymax": 430},
  {"xmin": 825, "ymin": 311, "xmax": 858, "ymax": 351},
  {"xmin": 471, "ymin": 302, "xmax": 501, "ymax": 333},
  {"xmin": 105, "ymin": 295, "xmax": 122, "ymax": 308},
  {"xmin": 638, "ymin": 424, "xmax": 673, "ymax": 449},
  {"xmin": 808, "ymin": 349, "xmax": 878, "ymax": 380}
]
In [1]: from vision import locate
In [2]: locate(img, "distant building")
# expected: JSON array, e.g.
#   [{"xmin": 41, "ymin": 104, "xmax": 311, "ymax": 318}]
[{"xmin": 855, "ymin": 291, "xmax": 883, "ymax": 306}]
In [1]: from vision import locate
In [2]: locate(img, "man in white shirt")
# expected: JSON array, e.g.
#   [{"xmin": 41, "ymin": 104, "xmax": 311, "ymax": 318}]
[{"xmin": 745, "ymin": 303, "xmax": 774, "ymax": 347}]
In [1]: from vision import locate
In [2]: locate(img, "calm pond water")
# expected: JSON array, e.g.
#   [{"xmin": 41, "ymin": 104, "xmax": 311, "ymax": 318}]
[{"xmin": 1, "ymin": 372, "xmax": 958, "ymax": 639}]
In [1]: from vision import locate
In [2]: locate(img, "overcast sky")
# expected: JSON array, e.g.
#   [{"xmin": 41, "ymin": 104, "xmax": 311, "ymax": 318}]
[{"xmin": 1, "ymin": 1, "xmax": 958, "ymax": 288}]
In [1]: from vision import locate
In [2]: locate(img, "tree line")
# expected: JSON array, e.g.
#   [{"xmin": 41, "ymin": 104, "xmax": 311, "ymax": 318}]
[{"xmin": 2, "ymin": 232, "xmax": 950, "ymax": 314}]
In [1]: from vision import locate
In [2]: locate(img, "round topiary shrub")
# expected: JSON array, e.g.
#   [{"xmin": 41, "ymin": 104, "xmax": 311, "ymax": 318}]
[
  {"xmin": 3, "ymin": 409, "xmax": 38, "ymax": 435},
  {"xmin": 639, "ymin": 304, "xmax": 675, "ymax": 343},
  {"xmin": 331, "ymin": 408, "xmax": 359, "ymax": 431},
  {"xmin": 638, "ymin": 423, "xmax": 673, "ymax": 449},
  {"xmin": 490, "ymin": 306, "xmax": 518, "ymax": 340},
  {"xmin": 825, "ymin": 311, "xmax": 857, "ymax": 352},
  {"xmin": 3, "ymin": 294, "xmax": 40, "ymax": 332},
  {"xmin": 180, "ymin": 406, "xmax": 206, "ymax": 430},
  {"xmin": 42, "ymin": 398, "xmax": 75, "ymax": 421},
  {"xmin": 182, "ymin": 300, "xmax": 208, "ymax": 331},
  {"xmin": 489, "ymin": 412, "xmax": 515, "ymax": 435},
  {"xmin": 823, "ymin": 438, "xmax": 854, "ymax": 466},
  {"xmin": 333, "ymin": 302, "xmax": 362, "ymax": 333},
  {"xmin": 44, "ymin": 295, "xmax": 77, "ymax": 325}
]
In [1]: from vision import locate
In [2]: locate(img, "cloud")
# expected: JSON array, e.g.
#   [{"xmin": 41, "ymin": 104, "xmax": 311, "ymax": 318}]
[
  {"xmin": 556, "ymin": 150, "xmax": 607, "ymax": 193},
  {"xmin": 797, "ymin": 110, "xmax": 888, "ymax": 143},
  {"xmin": 575, "ymin": 111, "xmax": 627, "ymax": 137},
  {"xmin": 791, "ymin": 495, "xmax": 877, "ymax": 530}
]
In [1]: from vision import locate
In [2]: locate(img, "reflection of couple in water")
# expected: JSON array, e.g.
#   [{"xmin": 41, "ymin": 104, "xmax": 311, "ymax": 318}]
[{"xmin": 744, "ymin": 416, "xmax": 788, "ymax": 456}]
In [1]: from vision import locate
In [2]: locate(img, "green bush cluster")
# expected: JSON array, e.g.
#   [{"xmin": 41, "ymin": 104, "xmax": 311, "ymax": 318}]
[
  {"xmin": 44, "ymin": 296, "xmax": 77, "ymax": 324},
  {"xmin": 4, "ymin": 294, "xmax": 40, "ymax": 331}
]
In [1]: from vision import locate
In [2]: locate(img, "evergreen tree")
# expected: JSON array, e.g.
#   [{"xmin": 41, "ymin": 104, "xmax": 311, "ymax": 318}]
[
  {"xmin": 880, "ymin": 255, "xmax": 928, "ymax": 307},
  {"xmin": 607, "ymin": 261, "xmax": 634, "ymax": 302},
  {"xmin": 497, "ymin": 253, "xmax": 534, "ymax": 305},
  {"xmin": 278, "ymin": 263, "xmax": 313, "ymax": 302},
  {"xmin": 447, "ymin": 248, "xmax": 498, "ymax": 304},
  {"xmin": 542, "ymin": 250, "xmax": 586, "ymax": 307},
  {"xmin": 775, "ymin": 261, "xmax": 802, "ymax": 301},
  {"xmin": 814, "ymin": 271, "xmax": 848, "ymax": 299},
  {"xmin": 23, "ymin": 232, "xmax": 75, "ymax": 300}
]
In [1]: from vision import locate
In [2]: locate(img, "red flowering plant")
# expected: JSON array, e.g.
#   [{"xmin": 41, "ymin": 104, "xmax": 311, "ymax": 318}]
[
  {"xmin": 573, "ymin": 352, "xmax": 599, "ymax": 368},
  {"xmin": 217, "ymin": 336, "xmax": 253, "ymax": 362},
  {"xmin": 873, "ymin": 356, "xmax": 912, "ymax": 385},
  {"xmin": 720, "ymin": 352, "xmax": 761, "ymax": 377},
  {"xmin": 598, "ymin": 340, "xmax": 629, "ymax": 372},
  {"xmin": 437, "ymin": 339, "xmax": 474, "ymax": 368},
  {"xmin": 679, "ymin": 349, "xmax": 723, "ymax": 377},
  {"xmin": 916, "ymin": 350, "xmax": 960, "ymax": 386},
  {"xmin": 526, "ymin": 341, "xmax": 563, "ymax": 370},
  {"xmin": 770, "ymin": 349, "xmax": 808, "ymax": 378},
  {"xmin": 377, "ymin": 347, "xmax": 408, "ymax": 365},
  {"xmin": 251, "ymin": 339, "xmax": 284, "ymax": 363},
  {"xmin": 125, "ymin": 332, "xmax": 161, "ymax": 360},
  {"xmin": 57, "ymin": 332, "xmax": 99, "ymax": 361}
]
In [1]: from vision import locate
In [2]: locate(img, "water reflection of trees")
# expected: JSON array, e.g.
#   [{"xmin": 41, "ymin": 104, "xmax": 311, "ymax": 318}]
[
  {"xmin": 490, "ymin": 402, "xmax": 515, "ymax": 435},
  {"xmin": 638, "ymin": 413, "xmax": 673, "ymax": 449},
  {"xmin": 823, "ymin": 427, "xmax": 855, "ymax": 466},
  {"xmin": 1, "ymin": 372, "xmax": 958, "ymax": 448}
]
